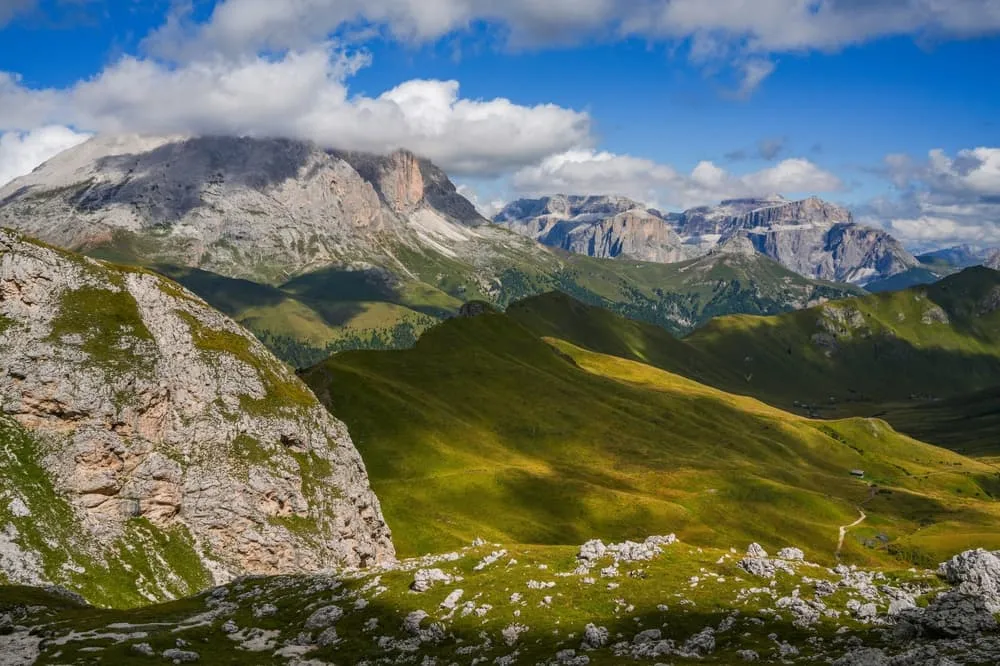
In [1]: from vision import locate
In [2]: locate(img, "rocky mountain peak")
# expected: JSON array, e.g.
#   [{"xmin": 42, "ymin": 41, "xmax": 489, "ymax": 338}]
[
  {"xmin": 334, "ymin": 148, "xmax": 486, "ymax": 226},
  {"xmin": 495, "ymin": 194, "xmax": 686, "ymax": 263},
  {"xmin": 0, "ymin": 134, "xmax": 490, "ymax": 283},
  {"xmin": 499, "ymin": 192, "xmax": 912, "ymax": 285},
  {"xmin": 494, "ymin": 194, "xmax": 651, "ymax": 224}
]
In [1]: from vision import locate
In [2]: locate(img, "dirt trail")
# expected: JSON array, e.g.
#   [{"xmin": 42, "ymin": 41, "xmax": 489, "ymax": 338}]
[{"xmin": 836, "ymin": 508, "xmax": 867, "ymax": 559}]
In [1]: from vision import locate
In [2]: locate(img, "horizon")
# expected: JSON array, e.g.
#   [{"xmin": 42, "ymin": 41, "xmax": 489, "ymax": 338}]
[{"xmin": 1, "ymin": 1, "xmax": 999, "ymax": 253}]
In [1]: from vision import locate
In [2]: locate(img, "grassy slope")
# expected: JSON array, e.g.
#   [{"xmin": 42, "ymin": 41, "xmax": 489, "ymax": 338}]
[
  {"xmin": 85, "ymin": 227, "xmax": 860, "ymax": 368},
  {"xmin": 302, "ymin": 311, "xmax": 1000, "ymax": 566},
  {"xmin": 509, "ymin": 270, "xmax": 1000, "ymax": 457}
]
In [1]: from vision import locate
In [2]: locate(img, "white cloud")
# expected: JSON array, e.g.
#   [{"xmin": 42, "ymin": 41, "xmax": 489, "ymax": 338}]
[
  {"xmin": 0, "ymin": 47, "xmax": 591, "ymax": 177},
  {"xmin": 456, "ymin": 183, "xmax": 507, "ymax": 218},
  {"xmin": 0, "ymin": 126, "xmax": 91, "ymax": 188},
  {"xmin": 138, "ymin": 0, "xmax": 1000, "ymax": 100},
  {"xmin": 862, "ymin": 147, "xmax": 1000, "ymax": 250},
  {"xmin": 734, "ymin": 59, "xmax": 776, "ymax": 99},
  {"xmin": 510, "ymin": 149, "xmax": 843, "ymax": 210},
  {"xmin": 145, "ymin": 0, "xmax": 1000, "ymax": 57}
]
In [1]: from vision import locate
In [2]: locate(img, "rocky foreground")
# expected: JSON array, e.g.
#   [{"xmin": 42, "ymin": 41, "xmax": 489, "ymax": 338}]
[{"xmin": 3, "ymin": 537, "xmax": 999, "ymax": 665}]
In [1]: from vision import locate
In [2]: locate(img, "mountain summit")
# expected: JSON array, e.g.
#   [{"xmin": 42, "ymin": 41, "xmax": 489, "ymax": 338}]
[
  {"xmin": 498, "ymin": 195, "xmax": 918, "ymax": 285},
  {"xmin": 494, "ymin": 195, "xmax": 686, "ymax": 263},
  {"xmin": 0, "ymin": 135, "xmax": 489, "ymax": 284}
]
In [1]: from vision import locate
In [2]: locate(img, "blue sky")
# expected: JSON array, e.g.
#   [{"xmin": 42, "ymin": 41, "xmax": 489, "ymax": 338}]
[{"xmin": 1, "ymin": 0, "xmax": 999, "ymax": 250}]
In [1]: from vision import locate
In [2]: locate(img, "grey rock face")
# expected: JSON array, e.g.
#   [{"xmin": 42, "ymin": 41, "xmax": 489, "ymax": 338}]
[
  {"xmin": 937, "ymin": 548, "xmax": 1000, "ymax": 611},
  {"xmin": 0, "ymin": 135, "xmax": 489, "ymax": 284},
  {"xmin": 499, "ymin": 194, "xmax": 918, "ymax": 286},
  {"xmin": 920, "ymin": 591, "xmax": 998, "ymax": 637},
  {"xmin": 0, "ymin": 229, "xmax": 394, "ymax": 597},
  {"xmin": 496, "ymin": 195, "xmax": 687, "ymax": 263},
  {"xmin": 986, "ymin": 250, "xmax": 1000, "ymax": 270},
  {"xmin": 335, "ymin": 149, "xmax": 486, "ymax": 226}
]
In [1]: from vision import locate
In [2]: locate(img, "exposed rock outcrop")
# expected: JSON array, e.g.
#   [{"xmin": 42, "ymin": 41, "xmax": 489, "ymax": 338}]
[{"xmin": 0, "ymin": 229, "xmax": 393, "ymax": 602}]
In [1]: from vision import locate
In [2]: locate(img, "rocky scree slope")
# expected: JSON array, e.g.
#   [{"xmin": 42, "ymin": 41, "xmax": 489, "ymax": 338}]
[
  {"xmin": 3, "ymin": 538, "xmax": 1000, "ymax": 664},
  {"xmin": 498, "ymin": 195, "xmax": 919, "ymax": 286},
  {"xmin": 0, "ymin": 229, "xmax": 393, "ymax": 606}
]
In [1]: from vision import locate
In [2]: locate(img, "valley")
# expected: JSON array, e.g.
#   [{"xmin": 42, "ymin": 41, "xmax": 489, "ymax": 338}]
[{"xmin": 1, "ymin": 137, "xmax": 999, "ymax": 665}]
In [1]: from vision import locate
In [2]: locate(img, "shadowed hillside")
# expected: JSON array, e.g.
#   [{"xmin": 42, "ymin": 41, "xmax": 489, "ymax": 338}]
[
  {"xmin": 302, "ymin": 308, "xmax": 1000, "ymax": 564},
  {"xmin": 506, "ymin": 268, "xmax": 1000, "ymax": 457}
]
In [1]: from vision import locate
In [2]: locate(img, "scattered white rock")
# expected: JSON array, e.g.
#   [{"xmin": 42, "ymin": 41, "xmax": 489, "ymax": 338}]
[{"xmin": 412, "ymin": 569, "xmax": 454, "ymax": 593}]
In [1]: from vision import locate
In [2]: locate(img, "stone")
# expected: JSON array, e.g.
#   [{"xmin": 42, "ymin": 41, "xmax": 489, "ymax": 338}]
[
  {"xmin": 682, "ymin": 628, "xmax": 716, "ymax": 655},
  {"xmin": 921, "ymin": 591, "xmax": 999, "ymax": 637},
  {"xmin": 577, "ymin": 540, "xmax": 607, "ymax": 563},
  {"xmin": 633, "ymin": 629, "xmax": 662, "ymax": 644},
  {"xmin": 746, "ymin": 543, "xmax": 768, "ymax": 559},
  {"xmin": 304, "ymin": 605, "xmax": 343, "ymax": 630},
  {"xmin": 411, "ymin": 568, "xmax": 453, "ymax": 592},
  {"xmin": 738, "ymin": 557, "xmax": 776, "ymax": 579},
  {"xmin": 832, "ymin": 648, "xmax": 888, "ymax": 665},
  {"xmin": 777, "ymin": 547, "xmax": 805, "ymax": 561},
  {"xmin": 161, "ymin": 648, "xmax": 200, "ymax": 663},
  {"xmin": 440, "ymin": 589, "xmax": 464, "ymax": 610},
  {"xmin": 938, "ymin": 548, "xmax": 1000, "ymax": 611},
  {"xmin": 580, "ymin": 623, "xmax": 609, "ymax": 650},
  {"xmin": 501, "ymin": 623, "xmax": 529, "ymax": 646},
  {"xmin": 316, "ymin": 627, "xmax": 340, "ymax": 647}
]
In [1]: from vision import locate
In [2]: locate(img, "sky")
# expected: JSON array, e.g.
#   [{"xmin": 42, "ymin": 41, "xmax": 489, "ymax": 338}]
[{"xmin": 0, "ymin": 1, "xmax": 999, "ymax": 252}]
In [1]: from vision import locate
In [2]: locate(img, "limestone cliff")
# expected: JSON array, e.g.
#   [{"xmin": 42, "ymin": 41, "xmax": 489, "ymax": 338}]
[
  {"xmin": 0, "ymin": 229, "xmax": 393, "ymax": 605},
  {"xmin": 499, "ymin": 195, "xmax": 918, "ymax": 286},
  {"xmin": 495, "ymin": 195, "xmax": 687, "ymax": 263}
]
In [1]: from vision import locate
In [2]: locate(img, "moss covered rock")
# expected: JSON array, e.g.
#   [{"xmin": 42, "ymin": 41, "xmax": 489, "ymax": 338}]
[{"xmin": 0, "ymin": 229, "xmax": 393, "ymax": 605}]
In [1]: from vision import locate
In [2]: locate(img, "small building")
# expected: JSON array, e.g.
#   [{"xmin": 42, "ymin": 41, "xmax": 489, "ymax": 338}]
[{"xmin": 850, "ymin": 469, "xmax": 865, "ymax": 478}]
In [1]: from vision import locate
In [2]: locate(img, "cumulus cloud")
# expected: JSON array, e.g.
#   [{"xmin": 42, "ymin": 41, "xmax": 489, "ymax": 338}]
[
  {"xmin": 146, "ymin": 0, "xmax": 1000, "ymax": 58},
  {"xmin": 456, "ymin": 183, "xmax": 507, "ymax": 218},
  {"xmin": 861, "ymin": 147, "xmax": 1000, "ymax": 250},
  {"xmin": 510, "ymin": 149, "xmax": 843, "ymax": 210},
  {"xmin": 0, "ymin": 125, "xmax": 90, "ymax": 187},
  {"xmin": 131, "ymin": 0, "xmax": 1000, "ymax": 105},
  {"xmin": 0, "ymin": 47, "xmax": 591, "ymax": 177}
]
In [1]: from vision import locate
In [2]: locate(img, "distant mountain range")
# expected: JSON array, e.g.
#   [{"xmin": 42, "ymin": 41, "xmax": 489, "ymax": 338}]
[
  {"xmin": 496, "ymin": 194, "xmax": 919, "ymax": 286},
  {"xmin": 918, "ymin": 244, "xmax": 1000, "ymax": 270},
  {"xmin": 0, "ymin": 135, "xmax": 859, "ymax": 364}
]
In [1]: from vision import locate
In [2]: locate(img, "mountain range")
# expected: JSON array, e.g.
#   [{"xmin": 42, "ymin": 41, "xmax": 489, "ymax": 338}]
[
  {"xmin": 0, "ymin": 135, "xmax": 862, "ymax": 365},
  {"xmin": 496, "ymin": 194, "xmax": 920, "ymax": 286},
  {"xmin": 2, "ymin": 135, "xmax": 1000, "ymax": 664}
]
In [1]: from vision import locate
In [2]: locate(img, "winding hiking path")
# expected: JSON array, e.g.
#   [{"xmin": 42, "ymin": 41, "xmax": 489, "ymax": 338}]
[{"xmin": 836, "ymin": 508, "xmax": 867, "ymax": 559}]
